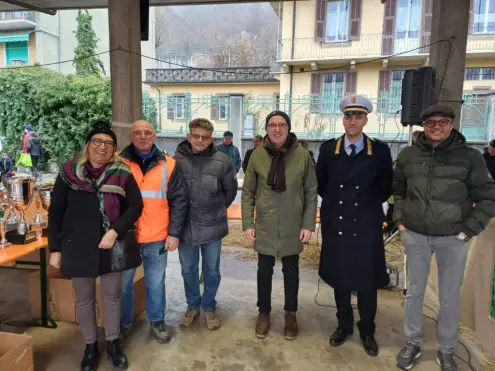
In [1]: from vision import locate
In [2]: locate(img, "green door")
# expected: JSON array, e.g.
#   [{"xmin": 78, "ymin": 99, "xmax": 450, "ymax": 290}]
[{"xmin": 6, "ymin": 41, "xmax": 28, "ymax": 66}]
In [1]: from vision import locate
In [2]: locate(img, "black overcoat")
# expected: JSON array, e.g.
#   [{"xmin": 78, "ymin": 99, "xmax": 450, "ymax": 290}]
[{"xmin": 316, "ymin": 134, "xmax": 393, "ymax": 291}]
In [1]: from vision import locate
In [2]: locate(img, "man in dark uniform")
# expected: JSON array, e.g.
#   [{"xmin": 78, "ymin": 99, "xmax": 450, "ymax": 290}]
[{"xmin": 316, "ymin": 95, "xmax": 393, "ymax": 357}]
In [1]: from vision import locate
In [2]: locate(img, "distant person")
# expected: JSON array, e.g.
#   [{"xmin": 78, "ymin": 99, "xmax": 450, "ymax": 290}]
[
  {"xmin": 217, "ymin": 131, "xmax": 241, "ymax": 175},
  {"xmin": 242, "ymin": 135, "xmax": 262, "ymax": 172},
  {"xmin": 411, "ymin": 130, "xmax": 422, "ymax": 145},
  {"xmin": 23, "ymin": 125, "xmax": 33, "ymax": 153},
  {"xmin": 27, "ymin": 131, "xmax": 43, "ymax": 173},
  {"xmin": 0, "ymin": 153, "xmax": 13, "ymax": 175},
  {"xmin": 299, "ymin": 140, "xmax": 316, "ymax": 166},
  {"xmin": 483, "ymin": 139, "xmax": 495, "ymax": 180}
]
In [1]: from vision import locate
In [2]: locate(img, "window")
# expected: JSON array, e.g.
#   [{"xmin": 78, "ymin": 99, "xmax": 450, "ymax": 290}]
[
  {"xmin": 390, "ymin": 71, "xmax": 404, "ymax": 112},
  {"xmin": 326, "ymin": 0, "xmax": 349, "ymax": 42},
  {"xmin": 322, "ymin": 73, "xmax": 345, "ymax": 114},
  {"xmin": 5, "ymin": 41, "xmax": 28, "ymax": 66},
  {"xmin": 395, "ymin": 0, "xmax": 421, "ymax": 40},
  {"xmin": 218, "ymin": 97, "xmax": 229, "ymax": 120},
  {"xmin": 167, "ymin": 95, "xmax": 186, "ymax": 120},
  {"xmin": 465, "ymin": 67, "xmax": 495, "ymax": 80},
  {"xmin": 175, "ymin": 96, "xmax": 185, "ymax": 120},
  {"xmin": 473, "ymin": 0, "xmax": 495, "ymax": 34}
]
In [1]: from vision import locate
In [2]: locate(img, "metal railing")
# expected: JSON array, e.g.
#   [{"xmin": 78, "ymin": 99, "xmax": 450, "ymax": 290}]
[
  {"xmin": 277, "ymin": 33, "xmax": 495, "ymax": 61},
  {"xmin": 0, "ymin": 11, "xmax": 35, "ymax": 22}
]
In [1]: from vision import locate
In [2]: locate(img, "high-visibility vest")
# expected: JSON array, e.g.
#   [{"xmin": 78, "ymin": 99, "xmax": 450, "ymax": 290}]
[{"xmin": 123, "ymin": 156, "xmax": 177, "ymax": 244}]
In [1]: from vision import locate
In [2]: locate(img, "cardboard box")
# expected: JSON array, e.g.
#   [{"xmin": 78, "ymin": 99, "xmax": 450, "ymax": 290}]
[
  {"xmin": 28, "ymin": 265, "xmax": 146, "ymax": 327},
  {"xmin": 0, "ymin": 332, "xmax": 33, "ymax": 371}
]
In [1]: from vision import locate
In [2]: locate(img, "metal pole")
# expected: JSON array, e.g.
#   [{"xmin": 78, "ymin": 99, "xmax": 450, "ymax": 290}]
[{"xmin": 402, "ymin": 125, "xmax": 415, "ymax": 295}]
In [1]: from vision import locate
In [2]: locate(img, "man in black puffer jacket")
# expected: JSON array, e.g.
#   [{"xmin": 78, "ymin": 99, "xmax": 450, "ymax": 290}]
[
  {"xmin": 174, "ymin": 118, "xmax": 237, "ymax": 331},
  {"xmin": 393, "ymin": 104, "xmax": 495, "ymax": 371}
]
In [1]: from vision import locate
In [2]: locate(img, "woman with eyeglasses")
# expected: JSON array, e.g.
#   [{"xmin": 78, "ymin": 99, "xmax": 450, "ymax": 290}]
[{"xmin": 48, "ymin": 121, "xmax": 143, "ymax": 371}]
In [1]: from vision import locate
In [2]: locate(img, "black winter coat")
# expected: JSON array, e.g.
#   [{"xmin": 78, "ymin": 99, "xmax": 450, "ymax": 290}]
[
  {"xmin": 483, "ymin": 150, "xmax": 495, "ymax": 180},
  {"xmin": 48, "ymin": 173, "xmax": 143, "ymax": 278},
  {"xmin": 316, "ymin": 135, "xmax": 393, "ymax": 291},
  {"xmin": 174, "ymin": 140, "xmax": 237, "ymax": 246}
]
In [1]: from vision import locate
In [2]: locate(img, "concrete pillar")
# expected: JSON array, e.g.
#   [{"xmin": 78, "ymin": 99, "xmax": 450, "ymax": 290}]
[
  {"xmin": 108, "ymin": 0, "xmax": 143, "ymax": 150},
  {"xmin": 429, "ymin": 0, "xmax": 470, "ymax": 130},
  {"xmin": 229, "ymin": 93, "xmax": 244, "ymax": 154}
]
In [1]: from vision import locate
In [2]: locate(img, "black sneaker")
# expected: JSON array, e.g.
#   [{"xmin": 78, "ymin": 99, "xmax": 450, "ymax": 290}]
[
  {"xmin": 149, "ymin": 321, "xmax": 171, "ymax": 344},
  {"xmin": 437, "ymin": 351, "xmax": 457, "ymax": 371},
  {"xmin": 396, "ymin": 343, "xmax": 421, "ymax": 370}
]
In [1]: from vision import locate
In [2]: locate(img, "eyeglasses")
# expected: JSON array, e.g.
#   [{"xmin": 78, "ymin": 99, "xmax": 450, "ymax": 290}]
[
  {"xmin": 190, "ymin": 133, "xmax": 211, "ymax": 141},
  {"xmin": 90, "ymin": 138, "xmax": 115, "ymax": 148},
  {"xmin": 423, "ymin": 119, "xmax": 452, "ymax": 128},
  {"xmin": 267, "ymin": 123, "xmax": 288, "ymax": 130}
]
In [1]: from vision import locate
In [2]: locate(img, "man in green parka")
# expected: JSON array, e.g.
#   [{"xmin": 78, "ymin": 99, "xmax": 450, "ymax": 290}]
[{"xmin": 241, "ymin": 110, "xmax": 318, "ymax": 341}]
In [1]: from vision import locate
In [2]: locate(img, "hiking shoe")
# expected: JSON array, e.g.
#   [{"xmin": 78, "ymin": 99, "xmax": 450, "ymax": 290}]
[
  {"xmin": 437, "ymin": 351, "xmax": 457, "ymax": 371},
  {"xmin": 204, "ymin": 310, "xmax": 221, "ymax": 330},
  {"xmin": 255, "ymin": 312, "xmax": 270, "ymax": 338},
  {"xmin": 149, "ymin": 321, "xmax": 171, "ymax": 343},
  {"xmin": 284, "ymin": 311, "xmax": 299, "ymax": 340},
  {"xmin": 396, "ymin": 343, "xmax": 421, "ymax": 370},
  {"xmin": 179, "ymin": 309, "xmax": 200, "ymax": 328}
]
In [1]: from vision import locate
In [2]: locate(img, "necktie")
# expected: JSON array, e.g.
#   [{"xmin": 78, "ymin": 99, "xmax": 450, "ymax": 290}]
[{"xmin": 349, "ymin": 144, "xmax": 357, "ymax": 157}]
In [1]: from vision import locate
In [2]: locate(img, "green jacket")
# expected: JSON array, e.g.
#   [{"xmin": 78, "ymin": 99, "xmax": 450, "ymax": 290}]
[
  {"xmin": 241, "ymin": 139, "xmax": 318, "ymax": 258},
  {"xmin": 393, "ymin": 129, "xmax": 495, "ymax": 238}
]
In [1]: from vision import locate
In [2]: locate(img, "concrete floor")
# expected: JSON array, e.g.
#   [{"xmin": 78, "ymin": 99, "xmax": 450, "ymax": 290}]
[{"xmin": 0, "ymin": 248, "xmax": 480, "ymax": 371}]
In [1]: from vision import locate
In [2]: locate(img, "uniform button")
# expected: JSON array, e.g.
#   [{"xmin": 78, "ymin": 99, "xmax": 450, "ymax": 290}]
[
  {"xmin": 340, "ymin": 185, "xmax": 343, "ymax": 188},
  {"xmin": 339, "ymin": 216, "xmax": 343, "ymax": 220},
  {"xmin": 339, "ymin": 201, "xmax": 343, "ymax": 204},
  {"xmin": 356, "ymin": 186, "xmax": 359, "ymax": 189},
  {"xmin": 338, "ymin": 231, "xmax": 343, "ymax": 235},
  {"xmin": 354, "ymin": 202, "xmax": 358, "ymax": 206},
  {"xmin": 353, "ymin": 234, "xmax": 357, "ymax": 237}
]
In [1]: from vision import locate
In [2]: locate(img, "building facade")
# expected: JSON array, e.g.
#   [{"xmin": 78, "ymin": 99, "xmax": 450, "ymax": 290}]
[
  {"xmin": 0, "ymin": 9, "xmax": 156, "ymax": 88},
  {"xmin": 271, "ymin": 0, "xmax": 495, "ymax": 141},
  {"xmin": 145, "ymin": 66, "xmax": 280, "ymax": 134}
]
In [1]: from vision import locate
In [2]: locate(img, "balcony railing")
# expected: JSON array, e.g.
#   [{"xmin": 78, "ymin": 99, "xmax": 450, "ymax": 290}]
[
  {"xmin": 277, "ymin": 33, "xmax": 495, "ymax": 62},
  {"xmin": 0, "ymin": 11, "xmax": 35, "ymax": 22}
]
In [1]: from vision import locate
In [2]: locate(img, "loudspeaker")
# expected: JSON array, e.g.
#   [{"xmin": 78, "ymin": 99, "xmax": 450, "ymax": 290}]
[
  {"xmin": 400, "ymin": 67, "xmax": 436, "ymax": 126},
  {"xmin": 140, "ymin": 0, "xmax": 149, "ymax": 41}
]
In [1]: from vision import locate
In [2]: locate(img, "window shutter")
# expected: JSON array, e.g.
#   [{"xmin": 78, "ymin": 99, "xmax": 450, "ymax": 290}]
[
  {"xmin": 350, "ymin": 0, "xmax": 362, "ymax": 41},
  {"xmin": 420, "ymin": 0, "xmax": 433, "ymax": 53},
  {"xmin": 310, "ymin": 73, "xmax": 322, "ymax": 113},
  {"xmin": 167, "ymin": 96, "xmax": 174, "ymax": 119},
  {"xmin": 469, "ymin": 0, "xmax": 474, "ymax": 33},
  {"xmin": 377, "ymin": 70, "xmax": 391, "ymax": 113},
  {"xmin": 315, "ymin": 0, "xmax": 327, "ymax": 42},
  {"xmin": 211, "ymin": 96, "xmax": 219, "ymax": 120},
  {"xmin": 345, "ymin": 71, "xmax": 357, "ymax": 95},
  {"xmin": 382, "ymin": 0, "xmax": 396, "ymax": 55}
]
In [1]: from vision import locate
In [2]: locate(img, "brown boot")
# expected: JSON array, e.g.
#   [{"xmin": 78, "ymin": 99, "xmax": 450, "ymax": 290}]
[
  {"xmin": 284, "ymin": 311, "xmax": 298, "ymax": 340},
  {"xmin": 255, "ymin": 312, "xmax": 270, "ymax": 338}
]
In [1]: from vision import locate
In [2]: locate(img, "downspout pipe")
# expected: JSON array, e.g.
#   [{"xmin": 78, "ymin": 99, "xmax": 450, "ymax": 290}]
[{"xmin": 288, "ymin": 0, "xmax": 296, "ymax": 115}]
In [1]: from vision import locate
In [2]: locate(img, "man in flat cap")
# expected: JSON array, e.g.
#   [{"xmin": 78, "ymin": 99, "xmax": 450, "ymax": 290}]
[
  {"xmin": 393, "ymin": 104, "xmax": 495, "ymax": 371},
  {"xmin": 316, "ymin": 95, "xmax": 393, "ymax": 357},
  {"xmin": 483, "ymin": 138, "xmax": 495, "ymax": 180}
]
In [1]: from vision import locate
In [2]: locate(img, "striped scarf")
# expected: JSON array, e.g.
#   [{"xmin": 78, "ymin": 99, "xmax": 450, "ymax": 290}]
[{"xmin": 60, "ymin": 157, "xmax": 131, "ymax": 223}]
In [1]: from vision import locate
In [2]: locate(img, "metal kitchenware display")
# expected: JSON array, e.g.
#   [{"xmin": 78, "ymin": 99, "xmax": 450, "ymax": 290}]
[
  {"xmin": 0, "ymin": 179, "xmax": 19, "ymax": 225},
  {"xmin": 7, "ymin": 175, "xmax": 36, "ymax": 235}
]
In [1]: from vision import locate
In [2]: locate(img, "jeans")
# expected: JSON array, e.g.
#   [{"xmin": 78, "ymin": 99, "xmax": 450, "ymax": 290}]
[
  {"xmin": 31, "ymin": 155, "xmax": 40, "ymax": 173},
  {"xmin": 178, "ymin": 240, "xmax": 222, "ymax": 312},
  {"xmin": 121, "ymin": 241, "xmax": 167, "ymax": 328},
  {"xmin": 401, "ymin": 229, "xmax": 469, "ymax": 354},
  {"xmin": 257, "ymin": 253, "xmax": 299, "ymax": 313}
]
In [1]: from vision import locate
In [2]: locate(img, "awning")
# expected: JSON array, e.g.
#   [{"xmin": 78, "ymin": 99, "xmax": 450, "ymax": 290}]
[{"xmin": 0, "ymin": 32, "xmax": 30, "ymax": 43}]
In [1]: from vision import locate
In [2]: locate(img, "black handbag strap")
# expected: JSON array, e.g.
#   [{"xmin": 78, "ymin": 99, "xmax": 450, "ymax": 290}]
[{"xmin": 95, "ymin": 189, "xmax": 111, "ymax": 233}]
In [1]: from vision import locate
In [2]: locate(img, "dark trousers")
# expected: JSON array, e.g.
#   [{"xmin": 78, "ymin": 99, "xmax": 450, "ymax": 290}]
[
  {"xmin": 257, "ymin": 253, "xmax": 299, "ymax": 313},
  {"xmin": 334, "ymin": 289, "xmax": 377, "ymax": 337},
  {"xmin": 31, "ymin": 155, "xmax": 40, "ymax": 173}
]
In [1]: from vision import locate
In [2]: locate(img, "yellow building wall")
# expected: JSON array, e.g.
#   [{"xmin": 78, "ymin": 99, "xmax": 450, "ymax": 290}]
[
  {"xmin": 0, "ymin": 43, "xmax": 4, "ymax": 68},
  {"xmin": 148, "ymin": 82, "xmax": 280, "ymax": 131},
  {"xmin": 28, "ymin": 33, "xmax": 36, "ymax": 65}
]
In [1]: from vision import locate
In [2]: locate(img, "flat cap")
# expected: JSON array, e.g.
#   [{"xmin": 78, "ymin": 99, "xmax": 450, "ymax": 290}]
[
  {"xmin": 420, "ymin": 104, "xmax": 455, "ymax": 122},
  {"xmin": 340, "ymin": 95, "xmax": 373, "ymax": 114}
]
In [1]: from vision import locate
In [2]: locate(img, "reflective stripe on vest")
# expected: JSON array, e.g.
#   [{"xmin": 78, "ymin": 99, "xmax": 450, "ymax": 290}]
[{"xmin": 140, "ymin": 162, "xmax": 168, "ymax": 199}]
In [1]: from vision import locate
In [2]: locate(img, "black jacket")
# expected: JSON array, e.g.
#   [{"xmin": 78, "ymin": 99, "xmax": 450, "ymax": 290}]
[
  {"xmin": 316, "ymin": 135, "xmax": 393, "ymax": 291},
  {"xmin": 27, "ymin": 132, "xmax": 43, "ymax": 158},
  {"xmin": 393, "ymin": 130, "xmax": 495, "ymax": 238},
  {"xmin": 48, "ymin": 172, "xmax": 143, "ymax": 278},
  {"xmin": 483, "ymin": 150, "xmax": 495, "ymax": 180},
  {"xmin": 119, "ymin": 144, "xmax": 188, "ymax": 238},
  {"xmin": 0, "ymin": 157, "xmax": 13, "ymax": 173},
  {"xmin": 174, "ymin": 140, "xmax": 237, "ymax": 245}
]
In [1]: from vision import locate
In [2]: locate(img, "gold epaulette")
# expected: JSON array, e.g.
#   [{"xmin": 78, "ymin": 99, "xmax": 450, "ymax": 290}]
[{"xmin": 335, "ymin": 137, "xmax": 373, "ymax": 156}]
